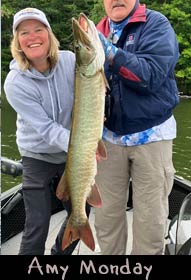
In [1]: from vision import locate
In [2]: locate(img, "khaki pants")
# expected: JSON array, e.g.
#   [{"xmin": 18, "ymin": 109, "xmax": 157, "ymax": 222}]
[{"xmin": 95, "ymin": 140, "xmax": 175, "ymax": 255}]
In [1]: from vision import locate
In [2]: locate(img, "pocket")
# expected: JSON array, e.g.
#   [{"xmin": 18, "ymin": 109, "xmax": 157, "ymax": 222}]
[{"xmin": 164, "ymin": 164, "xmax": 175, "ymax": 196}]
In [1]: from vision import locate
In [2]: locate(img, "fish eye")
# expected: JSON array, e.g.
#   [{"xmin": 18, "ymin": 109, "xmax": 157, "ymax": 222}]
[{"xmin": 75, "ymin": 45, "xmax": 81, "ymax": 51}]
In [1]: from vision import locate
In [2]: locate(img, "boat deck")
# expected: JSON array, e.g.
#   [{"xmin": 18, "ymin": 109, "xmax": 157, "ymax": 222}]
[
  {"xmin": 1, "ymin": 207, "xmax": 135, "ymax": 255},
  {"xmin": 2, "ymin": 175, "xmax": 191, "ymax": 255}
]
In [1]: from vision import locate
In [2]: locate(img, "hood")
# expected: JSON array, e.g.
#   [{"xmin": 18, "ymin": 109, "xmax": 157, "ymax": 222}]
[
  {"xmin": 9, "ymin": 59, "xmax": 57, "ymax": 80},
  {"xmin": 9, "ymin": 58, "xmax": 62, "ymax": 121}
]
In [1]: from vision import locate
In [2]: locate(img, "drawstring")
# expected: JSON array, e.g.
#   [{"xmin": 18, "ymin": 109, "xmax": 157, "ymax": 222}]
[
  {"xmin": 47, "ymin": 76, "xmax": 62, "ymax": 121},
  {"xmin": 53, "ymin": 75, "xmax": 62, "ymax": 113},
  {"xmin": 47, "ymin": 80, "xmax": 56, "ymax": 121}
]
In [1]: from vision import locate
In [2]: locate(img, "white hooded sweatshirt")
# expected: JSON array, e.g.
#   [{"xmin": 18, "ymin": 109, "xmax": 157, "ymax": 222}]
[{"xmin": 4, "ymin": 50, "xmax": 75, "ymax": 163}]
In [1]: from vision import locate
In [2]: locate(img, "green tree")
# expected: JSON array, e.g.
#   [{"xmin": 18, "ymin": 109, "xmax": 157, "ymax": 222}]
[
  {"xmin": 1, "ymin": 0, "xmax": 191, "ymax": 94},
  {"xmin": 157, "ymin": 1, "xmax": 191, "ymax": 94},
  {"xmin": 89, "ymin": 0, "xmax": 105, "ymax": 23}
]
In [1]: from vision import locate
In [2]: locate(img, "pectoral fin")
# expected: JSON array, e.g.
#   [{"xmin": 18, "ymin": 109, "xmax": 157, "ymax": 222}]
[
  {"xmin": 97, "ymin": 140, "xmax": 107, "ymax": 160},
  {"xmin": 87, "ymin": 183, "xmax": 102, "ymax": 208},
  {"xmin": 56, "ymin": 173, "xmax": 69, "ymax": 201},
  {"xmin": 96, "ymin": 140, "xmax": 107, "ymax": 162}
]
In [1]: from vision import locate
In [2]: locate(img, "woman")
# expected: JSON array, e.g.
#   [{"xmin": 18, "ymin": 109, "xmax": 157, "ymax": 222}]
[{"xmin": 4, "ymin": 7, "xmax": 90, "ymax": 255}]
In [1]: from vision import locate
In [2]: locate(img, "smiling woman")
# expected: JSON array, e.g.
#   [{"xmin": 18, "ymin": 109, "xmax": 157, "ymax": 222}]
[
  {"xmin": 3, "ymin": 7, "xmax": 92, "ymax": 256},
  {"xmin": 17, "ymin": 20, "xmax": 50, "ymax": 72},
  {"xmin": 11, "ymin": 8, "xmax": 59, "ymax": 71}
]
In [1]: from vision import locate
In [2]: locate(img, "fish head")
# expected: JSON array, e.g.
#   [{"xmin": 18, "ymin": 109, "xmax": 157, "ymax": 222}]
[{"xmin": 72, "ymin": 13, "xmax": 105, "ymax": 76}]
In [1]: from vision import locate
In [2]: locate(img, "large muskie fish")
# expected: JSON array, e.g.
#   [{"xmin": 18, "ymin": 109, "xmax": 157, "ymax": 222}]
[{"xmin": 56, "ymin": 13, "xmax": 107, "ymax": 251}]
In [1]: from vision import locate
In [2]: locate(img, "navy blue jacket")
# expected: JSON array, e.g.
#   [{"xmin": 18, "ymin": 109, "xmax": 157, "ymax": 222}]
[{"xmin": 97, "ymin": 4, "xmax": 180, "ymax": 135}]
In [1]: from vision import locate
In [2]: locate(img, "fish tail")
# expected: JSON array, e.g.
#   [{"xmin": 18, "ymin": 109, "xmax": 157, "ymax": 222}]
[{"xmin": 62, "ymin": 218, "xmax": 95, "ymax": 251}]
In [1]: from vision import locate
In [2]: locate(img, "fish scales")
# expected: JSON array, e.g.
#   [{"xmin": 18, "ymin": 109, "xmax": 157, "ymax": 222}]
[
  {"xmin": 56, "ymin": 13, "xmax": 107, "ymax": 251},
  {"xmin": 68, "ymin": 73, "xmax": 105, "ymax": 216}
]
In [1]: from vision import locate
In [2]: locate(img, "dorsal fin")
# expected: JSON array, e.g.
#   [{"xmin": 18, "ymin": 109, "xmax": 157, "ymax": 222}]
[{"xmin": 56, "ymin": 173, "xmax": 69, "ymax": 201}]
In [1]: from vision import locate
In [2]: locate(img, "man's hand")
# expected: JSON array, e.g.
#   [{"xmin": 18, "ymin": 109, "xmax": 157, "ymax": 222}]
[{"xmin": 98, "ymin": 32, "xmax": 118, "ymax": 63}]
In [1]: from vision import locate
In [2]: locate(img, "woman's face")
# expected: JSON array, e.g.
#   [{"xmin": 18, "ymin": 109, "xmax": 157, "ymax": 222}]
[
  {"xmin": 17, "ymin": 19, "xmax": 50, "ymax": 70},
  {"xmin": 104, "ymin": 0, "xmax": 136, "ymax": 22}
]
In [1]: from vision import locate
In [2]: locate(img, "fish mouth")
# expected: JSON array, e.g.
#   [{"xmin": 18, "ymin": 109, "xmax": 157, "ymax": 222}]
[
  {"xmin": 72, "ymin": 13, "xmax": 91, "ymax": 46},
  {"xmin": 78, "ymin": 13, "xmax": 89, "ymax": 33},
  {"xmin": 72, "ymin": 13, "xmax": 97, "ymax": 68}
]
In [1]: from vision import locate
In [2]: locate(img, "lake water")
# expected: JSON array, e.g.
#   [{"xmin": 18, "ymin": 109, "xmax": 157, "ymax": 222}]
[{"xmin": 1, "ymin": 96, "xmax": 191, "ymax": 192}]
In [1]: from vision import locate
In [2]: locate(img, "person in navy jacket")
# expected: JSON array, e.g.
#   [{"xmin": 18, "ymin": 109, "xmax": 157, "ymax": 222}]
[{"xmin": 95, "ymin": 0, "xmax": 180, "ymax": 255}]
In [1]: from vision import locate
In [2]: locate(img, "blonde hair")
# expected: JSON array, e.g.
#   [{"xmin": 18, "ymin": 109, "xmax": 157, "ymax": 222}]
[{"xmin": 10, "ymin": 27, "xmax": 60, "ymax": 70}]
